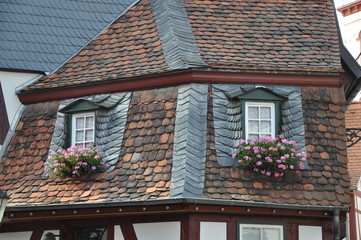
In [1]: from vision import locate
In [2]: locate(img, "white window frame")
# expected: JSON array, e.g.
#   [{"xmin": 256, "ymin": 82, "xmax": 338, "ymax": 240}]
[
  {"xmin": 245, "ymin": 101, "xmax": 275, "ymax": 140},
  {"xmin": 239, "ymin": 223, "xmax": 284, "ymax": 240},
  {"xmin": 71, "ymin": 112, "xmax": 95, "ymax": 147}
]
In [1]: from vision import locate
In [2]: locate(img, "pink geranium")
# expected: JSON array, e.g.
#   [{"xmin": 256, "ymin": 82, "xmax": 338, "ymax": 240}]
[
  {"xmin": 45, "ymin": 145, "xmax": 108, "ymax": 178},
  {"xmin": 233, "ymin": 136, "xmax": 306, "ymax": 177}
]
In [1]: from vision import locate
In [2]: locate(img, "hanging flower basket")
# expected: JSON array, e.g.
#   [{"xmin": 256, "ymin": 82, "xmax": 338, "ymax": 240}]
[
  {"xmin": 232, "ymin": 136, "xmax": 306, "ymax": 177},
  {"xmin": 45, "ymin": 145, "xmax": 108, "ymax": 178}
]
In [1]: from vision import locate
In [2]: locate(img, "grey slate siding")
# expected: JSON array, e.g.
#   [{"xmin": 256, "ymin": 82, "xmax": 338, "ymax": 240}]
[
  {"xmin": 48, "ymin": 93, "xmax": 131, "ymax": 172},
  {"xmin": 170, "ymin": 83, "xmax": 208, "ymax": 198},
  {"xmin": 212, "ymin": 84, "xmax": 306, "ymax": 167},
  {"xmin": 150, "ymin": 0, "xmax": 207, "ymax": 70}
]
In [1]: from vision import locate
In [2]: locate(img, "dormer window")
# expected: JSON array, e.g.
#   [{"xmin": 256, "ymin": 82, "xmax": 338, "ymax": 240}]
[
  {"xmin": 240, "ymin": 89, "xmax": 283, "ymax": 140},
  {"xmin": 72, "ymin": 112, "xmax": 95, "ymax": 147},
  {"xmin": 60, "ymin": 100, "xmax": 102, "ymax": 148}
]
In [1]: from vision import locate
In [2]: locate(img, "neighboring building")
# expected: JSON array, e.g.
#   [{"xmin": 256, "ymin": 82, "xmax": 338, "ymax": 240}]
[
  {"xmin": 337, "ymin": 0, "xmax": 361, "ymax": 65},
  {"xmin": 345, "ymin": 100, "xmax": 361, "ymax": 240},
  {"xmin": 0, "ymin": 0, "xmax": 358, "ymax": 240}
]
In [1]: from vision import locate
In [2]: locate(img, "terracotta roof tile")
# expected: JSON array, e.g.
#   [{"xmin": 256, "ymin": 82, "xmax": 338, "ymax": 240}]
[
  {"xmin": 0, "ymin": 87, "xmax": 178, "ymax": 206},
  {"xmin": 203, "ymin": 86, "xmax": 351, "ymax": 206},
  {"xmin": 23, "ymin": 0, "xmax": 170, "ymax": 92},
  {"xmin": 21, "ymin": 0, "xmax": 342, "ymax": 93},
  {"xmin": 345, "ymin": 101, "xmax": 361, "ymax": 187},
  {"xmin": 184, "ymin": 0, "xmax": 341, "ymax": 72}
]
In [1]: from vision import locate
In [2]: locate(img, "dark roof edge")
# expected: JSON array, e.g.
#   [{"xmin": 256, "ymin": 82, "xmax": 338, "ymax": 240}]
[
  {"xmin": 18, "ymin": 70, "xmax": 342, "ymax": 104},
  {"xmin": 6, "ymin": 198, "xmax": 349, "ymax": 213},
  {"xmin": 342, "ymin": 44, "xmax": 361, "ymax": 105},
  {"xmin": 0, "ymin": 68, "xmax": 44, "ymax": 75}
]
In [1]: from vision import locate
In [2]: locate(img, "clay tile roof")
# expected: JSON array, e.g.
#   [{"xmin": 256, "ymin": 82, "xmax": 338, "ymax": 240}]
[
  {"xmin": 22, "ymin": 0, "xmax": 171, "ymax": 92},
  {"xmin": 21, "ymin": 0, "xmax": 342, "ymax": 93},
  {"xmin": 184, "ymin": 0, "xmax": 341, "ymax": 72},
  {"xmin": 203, "ymin": 86, "xmax": 351, "ymax": 206},
  {"xmin": 0, "ymin": 87, "xmax": 177, "ymax": 206}
]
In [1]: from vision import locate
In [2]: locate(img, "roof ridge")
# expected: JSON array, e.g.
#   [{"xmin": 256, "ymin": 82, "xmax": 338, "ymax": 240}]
[{"xmin": 150, "ymin": 0, "xmax": 207, "ymax": 70}]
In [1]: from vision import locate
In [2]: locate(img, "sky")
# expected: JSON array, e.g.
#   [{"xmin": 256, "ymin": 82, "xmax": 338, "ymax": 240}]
[{"xmin": 334, "ymin": 0, "xmax": 357, "ymax": 7}]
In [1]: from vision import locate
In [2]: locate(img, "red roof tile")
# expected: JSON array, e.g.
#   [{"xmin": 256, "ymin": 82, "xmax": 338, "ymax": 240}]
[
  {"xmin": 345, "ymin": 101, "xmax": 361, "ymax": 187},
  {"xmin": 185, "ymin": 0, "xmax": 341, "ymax": 72},
  {"xmin": 0, "ymin": 87, "xmax": 178, "ymax": 206}
]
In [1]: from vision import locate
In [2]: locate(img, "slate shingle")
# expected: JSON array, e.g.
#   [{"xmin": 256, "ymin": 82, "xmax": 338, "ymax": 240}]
[{"xmin": 0, "ymin": 0, "xmax": 139, "ymax": 72}]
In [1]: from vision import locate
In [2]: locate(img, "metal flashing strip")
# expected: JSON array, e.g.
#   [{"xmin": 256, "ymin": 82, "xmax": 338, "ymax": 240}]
[
  {"xmin": 150, "ymin": 0, "xmax": 207, "ymax": 70},
  {"xmin": 170, "ymin": 84, "xmax": 208, "ymax": 198}
]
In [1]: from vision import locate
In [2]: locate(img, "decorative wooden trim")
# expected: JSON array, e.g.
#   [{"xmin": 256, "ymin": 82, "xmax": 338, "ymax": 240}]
[
  {"xmin": 337, "ymin": 0, "xmax": 361, "ymax": 17},
  {"xmin": 18, "ymin": 71, "xmax": 342, "ymax": 104},
  {"xmin": 120, "ymin": 223, "xmax": 137, "ymax": 240}
]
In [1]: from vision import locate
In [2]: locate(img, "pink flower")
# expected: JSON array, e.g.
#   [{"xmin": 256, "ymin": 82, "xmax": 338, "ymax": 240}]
[
  {"xmin": 244, "ymin": 146, "xmax": 251, "ymax": 150},
  {"xmin": 266, "ymin": 172, "xmax": 271, "ymax": 176},
  {"xmin": 256, "ymin": 154, "xmax": 262, "ymax": 158},
  {"xmin": 299, "ymin": 162, "xmax": 305, "ymax": 169},
  {"xmin": 92, "ymin": 166, "xmax": 97, "ymax": 170},
  {"xmin": 231, "ymin": 153, "xmax": 237, "ymax": 159},
  {"xmin": 274, "ymin": 173, "xmax": 280, "ymax": 177},
  {"xmin": 256, "ymin": 161, "xmax": 263, "ymax": 166}
]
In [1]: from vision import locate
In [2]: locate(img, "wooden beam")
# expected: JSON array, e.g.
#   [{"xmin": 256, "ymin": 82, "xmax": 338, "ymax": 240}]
[{"xmin": 18, "ymin": 71, "xmax": 342, "ymax": 104}]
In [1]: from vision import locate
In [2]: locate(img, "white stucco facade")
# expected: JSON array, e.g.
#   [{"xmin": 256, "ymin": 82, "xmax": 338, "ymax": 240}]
[
  {"xmin": 336, "ymin": 0, "xmax": 361, "ymax": 65},
  {"xmin": 0, "ymin": 71, "xmax": 42, "ymax": 150}
]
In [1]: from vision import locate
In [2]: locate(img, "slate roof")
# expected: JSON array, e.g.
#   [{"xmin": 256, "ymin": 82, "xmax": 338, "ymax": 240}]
[
  {"xmin": 0, "ymin": 85, "xmax": 352, "ymax": 207},
  {"xmin": 0, "ymin": 0, "xmax": 139, "ymax": 73},
  {"xmin": 20, "ymin": 0, "xmax": 342, "ymax": 93},
  {"xmin": 345, "ymin": 101, "xmax": 361, "ymax": 187}
]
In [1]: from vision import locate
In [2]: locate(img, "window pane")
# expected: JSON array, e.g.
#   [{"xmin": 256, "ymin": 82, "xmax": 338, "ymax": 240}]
[
  {"xmin": 263, "ymin": 228, "xmax": 281, "ymax": 240},
  {"xmin": 242, "ymin": 227, "xmax": 261, "ymax": 240},
  {"xmin": 248, "ymin": 107, "xmax": 259, "ymax": 119},
  {"xmin": 76, "ymin": 117, "xmax": 84, "ymax": 129},
  {"xmin": 260, "ymin": 121, "xmax": 271, "ymax": 133},
  {"xmin": 260, "ymin": 134, "xmax": 272, "ymax": 138},
  {"xmin": 85, "ymin": 130, "xmax": 94, "ymax": 141},
  {"xmin": 76, "ymin": 130, "xmax": 84, "ymax": 142},
  {"xmin": 85, "ymin": 116, "xmax": 94, "ymax": 128},
  {"xmin": 249, "ymin": 134, "xmax": 259, "ymax": 139},
  {"xmin": 260, "ymin": 107, "xmax": 271, "ymax": 119},
  {"xmin": 249, "ymin": 120, "xmax": 259, "ymax": 132}
]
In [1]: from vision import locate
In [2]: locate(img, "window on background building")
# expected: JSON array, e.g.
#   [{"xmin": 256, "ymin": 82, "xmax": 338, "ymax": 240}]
[
  {"xmin": 239, "ymin": 223, "xmax": 284, "ymax": 240},
  {"xmin": 358, "ymin": 31, "xmax": 361, "ymax": 65}
]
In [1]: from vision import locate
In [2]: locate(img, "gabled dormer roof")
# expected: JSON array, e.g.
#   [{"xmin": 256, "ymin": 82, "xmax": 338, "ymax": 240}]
[{"xmin": 0, "ymin": 0, "xmax": 140, "ymax": 73}]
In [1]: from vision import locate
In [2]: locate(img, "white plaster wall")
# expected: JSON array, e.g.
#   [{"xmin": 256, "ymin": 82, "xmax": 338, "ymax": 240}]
[
  {"xmin": 336, "ymin": 2, "xmax": 361, "ymax": 64},
  {"xmin": 200, "ymin": 222, "xmax": 227, "ymax": 240},
  {"xmin": 114, "ymin": 225, "xmax": 125, "ymax": 240},
  {"xmin": 133, "ymin": 221, "xmax": 181, "ymax": 240},
  {"xmin": 299, "ymin": 226, "xmax": 322, "ymax": 240},
  {"xmin": 0, "ymin": 71, "xmax": 42, "ymax": 125},
  {"xmin": 0, "ymin": 231, "xmax": 32, "ymax": 240}
]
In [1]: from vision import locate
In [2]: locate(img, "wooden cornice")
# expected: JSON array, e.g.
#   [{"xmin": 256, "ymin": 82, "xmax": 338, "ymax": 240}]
[
  {"xmin": 18, "ymin": 70, "xmax": 342, "ymax": 104},
  {"xmin": 337, "ymin": 0, "xmax": 361, "ymax": 17}
]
